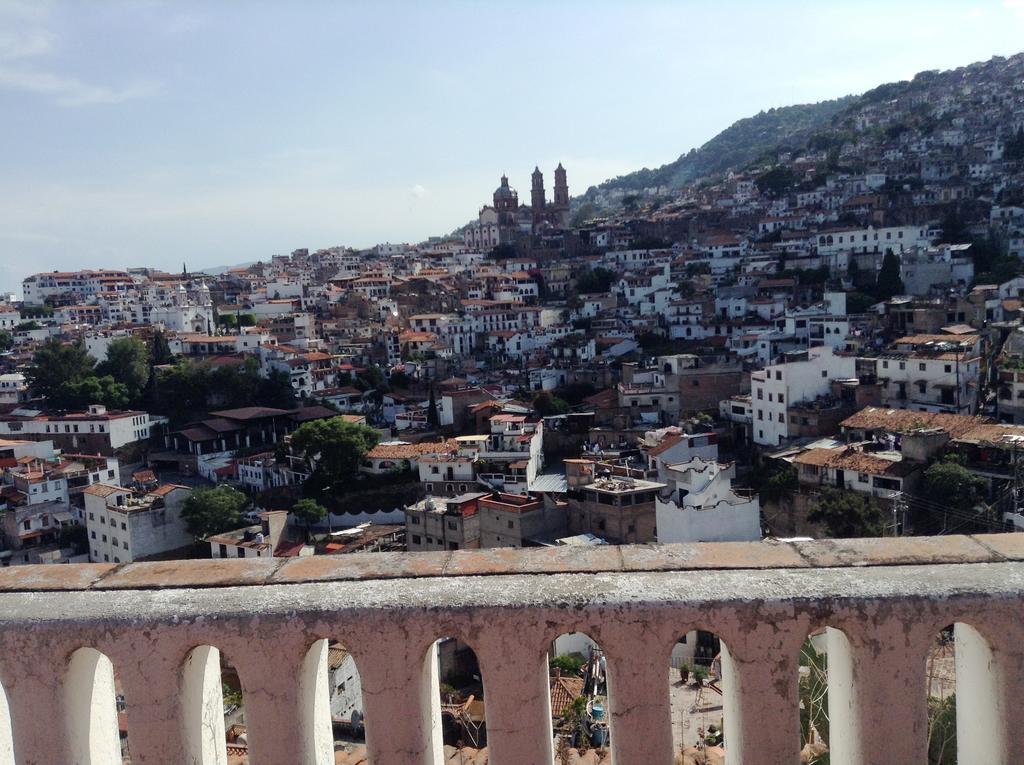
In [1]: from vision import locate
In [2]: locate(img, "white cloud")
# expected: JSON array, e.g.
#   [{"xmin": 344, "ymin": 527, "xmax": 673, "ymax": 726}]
[
  {"xmin": 0, "ymin": 66, "xmax": 155, "ymax": 105},
  {"xmin": 411, "ymin": 184, "xmax": 427, "ymax": 199},
  {"xmin": 0, "ymin": 2, "xmax": 155, "ymax": 107},
  {"xmin": 1007, "ymin": 0, "xmax": 1024, "ymax": 17}
]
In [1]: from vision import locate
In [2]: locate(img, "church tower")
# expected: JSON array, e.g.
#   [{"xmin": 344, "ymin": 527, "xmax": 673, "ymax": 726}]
[
  {"xmin": 552, "ymin": 163, "xmax": 569, "ymax": 226},
  {"xmin": 531, "ymin": 166, "xmax": 546, "ymax": 227},
  {"xmin": 492, "ymin": 174, "xmax": 519, "ymax": 244}
]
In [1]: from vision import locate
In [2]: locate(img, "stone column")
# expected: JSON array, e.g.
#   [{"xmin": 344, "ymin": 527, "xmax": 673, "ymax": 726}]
[
  {"xmin": 604, "ymin": 622, "xmax": 674, "ymax": 765},
  {"xmin": 357, "ymin": 634, "xmax": 441, "ymax": 765},
  {"xmin": 476, "ymin": 626, "xmax": 554, "ymax": 765}
]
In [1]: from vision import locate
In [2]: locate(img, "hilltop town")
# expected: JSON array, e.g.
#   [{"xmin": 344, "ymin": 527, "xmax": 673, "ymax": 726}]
[{"xmin": 3, "ymin": 50, "xmax": 1024, "ymax": 764}]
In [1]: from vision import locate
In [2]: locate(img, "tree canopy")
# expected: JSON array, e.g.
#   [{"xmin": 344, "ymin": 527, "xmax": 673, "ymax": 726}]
[
  {"xmin": 572, "ymin": 266, "xmax": 617, "ymax": 294},
  {"xmin": 532, "ymin": 390, "xmax": 570, "ymax": 416},
  {"xmin": 97, "ymin": 337, "xmax": 149, "ymax": 400},
  {"xmin": 292, "ymin": 498, "xmax": 327, "ymax": 539},
  {"xmin": 922, "ymin": 460, "xmax": 983, "ymax": 508},
  {"xmin": 181, "ymin": 486, "xmax": 248, "ymax": 540},
  {"xmin": 807, "ymin": 487, "xmax": 884, "ymax": 538},
  {"xmin": 874, "ymin": 249, "xmax": 905, "ymax": 300},
  {"xmin": 290, "ymin": 417, "xmax": 380, "ymax": 494},
  {"xmin": 25, "ymin": 338, "xmax": 96, "ymax": 403},
  {"xmin": 152, "ymin": 357, "xmax": 296, "ymax": 424}
]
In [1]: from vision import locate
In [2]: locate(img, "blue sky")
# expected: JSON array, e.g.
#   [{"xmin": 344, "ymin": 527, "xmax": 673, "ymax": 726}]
[{"xmin": 1, "ymin": 1, "xmax": 1024, "ymax": 293}]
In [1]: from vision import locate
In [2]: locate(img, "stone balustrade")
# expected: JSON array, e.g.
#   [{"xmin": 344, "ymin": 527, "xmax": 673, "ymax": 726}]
[{"xmin": 0, "ymin": 534, "xmax": 1023, "ymax": 764}]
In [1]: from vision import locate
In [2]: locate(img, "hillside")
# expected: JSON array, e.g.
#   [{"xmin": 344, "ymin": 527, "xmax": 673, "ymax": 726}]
[
  {"xmin": 586, "ymin": 52, "xmax": 1024, "ymax": 204},
  {"xmin": 590, "ymin": 98, "xmax": 855, "ymax": 196}
]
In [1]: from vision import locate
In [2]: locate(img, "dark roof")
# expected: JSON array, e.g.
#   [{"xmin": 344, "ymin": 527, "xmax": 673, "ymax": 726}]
[
  {"xmin": 207, "ymin": 407, "xmax": 292, "ymax": 421},
  {"xmin": 289, "ymin": 406, "xmax": 339, "ymax": 423}
]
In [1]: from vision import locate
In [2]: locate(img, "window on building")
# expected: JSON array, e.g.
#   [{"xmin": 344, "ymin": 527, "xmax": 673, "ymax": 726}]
[
  {"xmin": 757, "ymin": 410, "xmax": 763, "ymax": 420},
  {"xmin": 900, "ymin": 362, "xmax": 906, "ymax": 370},
  {"xmin": 757, "ymin": 389, "xmax": 763, "ymax": 400},
  {"xmin": 101, "ymin": 535, "xmax": 107, "ymax": 543},
  {"xmin": 447, "ymin": 520, "xmax": 457, "ymax": 530},
  {"xmin": 237, "ymin": 548, "xmax": 245, "ymax": 558},
  {"xmin": 778, "ymin": 394, "xmax": 784, "ymax": 404},
  {"xmin": 775, "ymin": 371, "xmax": 782, "ymax": 380},
  {"xmin": 90, "ymin": 531, "xmax": 96, "ymax": 539},
  {"xmin": 945, "ymin": 365, "xmax": 952, "ymax": 373},
  {"xmin": 412, "ymin": 535, "xmax": 421, "ymax": 544},
  {"xmin": 507, "ymin": 520, "xmax": 514, "ymax": 529},
  {"xmin": 821, "ymin": 370, "xmax": 827, "ymax": 378},
  {"xmin": 22, "ymin": 520, "xmax": 30, "ymax": 531}
]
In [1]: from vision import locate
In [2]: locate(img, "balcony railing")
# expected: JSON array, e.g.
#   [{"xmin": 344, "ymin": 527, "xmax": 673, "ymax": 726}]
[{"xmin": 1, "ymin": 535, "xmax": 1023, "ymax": 764}]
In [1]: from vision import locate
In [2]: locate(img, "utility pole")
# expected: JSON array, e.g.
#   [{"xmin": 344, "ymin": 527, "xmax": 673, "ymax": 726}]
[
  {"xmin": 955, "ymin": 345, "xmax": 961, "ymax": 413},
  {"xmin": 890, "ymin": 491, "xmax": 907, "ymax": 537}
]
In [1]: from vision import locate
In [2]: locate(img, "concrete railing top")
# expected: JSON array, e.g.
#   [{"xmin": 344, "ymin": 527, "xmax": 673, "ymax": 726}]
[
  {"xmin": 2, "ymin": 533, "xmax": 1023, "ymax": 593},
  {"xmin": 4, "ymin": 535, "xmax": 1024, "ymax": 765}
]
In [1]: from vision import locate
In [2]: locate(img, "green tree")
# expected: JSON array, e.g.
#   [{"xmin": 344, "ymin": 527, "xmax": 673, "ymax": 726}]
[
  {"xmin": 25, "ymin": 338, "xmax": 96, "ymax": 402},
  {"xmin": 921, "ymin": 458, "xmax": 987, "ymax": 514},
  {"xmin": 56, "ymin": 375, "xmax": 130, "ymax": 410},
  {"xmin": 846, "ymin": 291, "xmax": 878, "ymax": 313},
  {"xmin": 426, "ymin": 386, "xmax": 440, "ymax": 429},
  {"xmin": 236, "ymin": 313, "xmax": 256, "ymax": 327},
  {"xmin": 290, "ymin": 417, "xmax": 380, "ymax": 493},
  {"xmin": 573, "ymin": 267, "xmax": 617, "ymax": 294},
  {"xmin": 759, "ymin": 464, "xmax": 798, "ymax": 503},
  {"xmin": 181, "ymin": 486, "xmax": 248, "ymax": 540},
  {"xmin": 1006, "ymin": 126, "xmax": 1024, "ymax": 161},
  {"xmin": 532, "ymin": 390, "xmax": 570, "ymax": 416},
  {"xmin": 928, "ymin": 694, "xmax": 956, "ymax": 765},
  {"xmin": 807, "ymin": 488, "xmax": 883, "ymax": 538},
  {"xmin": 755, "ymin": 165, "xmax": 798, "ymax": 195},
  {"xmin": 218, "ymin": 314, "xmax": 238, "ymax": 329},
  {"xmin": 257, "ymin": 369, "xmax": 297, "ymax": 409},
  {"xmin": 292, "ymin": 498, "xmax": 327, "ymax": 540},
  {"xmin": 549, "ymin": 655, "xmax": 585, "ymax": 676},
  {"xmin": 96, "ymin": 336, "xmax": 149, "ymax": 400},
  {"xmin": 0, "ymin": 331, "xmax": 12, "ymax": 352},
  {"xmin": 390, "ymin": 370, "xmax": 411, "ymax": 388},
  {"xmin": 874, "ymin": 249, "xmax": 904, "ymax": 300},
  {"xmin": 151, "ymin": 330, "xmax": 174, "ymax": 365},
  {"xmin": 799, "ymin": 640, "xmax": 830, "ymax": 759},
  {"xmin": 153, "ymin": 359, "xmax": 210, "ymax": 423},
  {"xmin": 15, "ymin": 320, "xmax": 41, "ymax": 331}
]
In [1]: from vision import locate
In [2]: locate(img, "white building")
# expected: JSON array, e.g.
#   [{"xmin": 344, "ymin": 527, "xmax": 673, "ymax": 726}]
[
  {"xmin": 83, "ymin": 483, "xmax": 192, "ymax": 563},
  {"xmin": 815, "ymin": 225, "xmax": 930, "ymax": 257},
  {"xmin": 655, "ymin": 457, "xmax": 761, "ymax": 543},
  {"xmin": 751, "ymin": 347, "xmax": 857, "ymax": 446},
  {"xmin": 0, "ymin": 404, "xmax": 152, "ymax": 456}
]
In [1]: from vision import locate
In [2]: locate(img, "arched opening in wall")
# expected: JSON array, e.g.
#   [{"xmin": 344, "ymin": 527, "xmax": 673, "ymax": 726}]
[
  {"xmin": 926, "ymin": 625, "xmax": 958, "ymax": 765},
  {"xmin": 0, "ymin": 679, "xmax": 13, "ymax": 765},
  {"xmin": 550, "ymin": 632, "xmax": 610, "ymax": 764},
  {"xmin": 64, "ymin": 647, "xmax": 121, "ymax": 765},
  {"xmin": 669, "ymin": 629, "xmax": 725, "ymax": 761},
  {"xmin": 301, "ymin": 639, "xmax": 368, "ymax": 765},
  {"xmin": 433, "ymin": 637, "xmax": 484, "ymax": 759},
  {"xmin": 181, "ymin": 645, "xmax": 247, "ymax": 765},
  {"xmin": 805, "ymin": 627, "xmax": 862, "ymax": 765},
  {"xmin": 926, "ymin": 623, "xmax": 1004, "ymax": 765}
]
